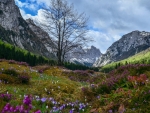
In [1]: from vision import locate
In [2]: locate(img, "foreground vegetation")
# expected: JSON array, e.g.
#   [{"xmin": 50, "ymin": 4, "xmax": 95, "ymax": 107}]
[
  {"xmin": 101, "ymin": 48, "xmax": 150, "ymax": 72},
  {"xmin": 0, "ymin": 59, "xmax": 150, "ymax": 112}
]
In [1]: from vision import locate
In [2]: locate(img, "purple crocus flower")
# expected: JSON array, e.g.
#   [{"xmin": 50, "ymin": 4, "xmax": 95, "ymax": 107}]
[
  {"xmin": 34, "ymin": 110, "xmax": 41, "ymax": 113},
  {"xmin": 109, "ymin": 109, "xmax": 113, "ymax": 113},
  {"xmin": 41, "ymin": 97, "xmax": 47, "ymax": 102},
  {"xmin": 70, "ymin": 109, "xmax": 73, "ymax": 113}
]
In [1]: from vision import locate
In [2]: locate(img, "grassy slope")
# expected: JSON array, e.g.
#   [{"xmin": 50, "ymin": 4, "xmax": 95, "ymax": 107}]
[
  {"xmin": 0, "ymin": 60, "xmax": 92, "ymax": 112},
  {"xmin": 101, "ymin": 48, "xmax": 150, "ymax": 72},
  {"xmin": 1, "ymin": 60, "xmax": 150, "ymax": 112},
  {"xmin": 0, "ymin": 39, "xmax": 53, "ymax": 60}
]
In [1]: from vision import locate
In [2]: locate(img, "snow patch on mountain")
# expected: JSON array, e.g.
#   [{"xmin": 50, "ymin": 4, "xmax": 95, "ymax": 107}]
[{"xmin": 67, "ymin": 46, "xmax": 101, "ymax": 66}]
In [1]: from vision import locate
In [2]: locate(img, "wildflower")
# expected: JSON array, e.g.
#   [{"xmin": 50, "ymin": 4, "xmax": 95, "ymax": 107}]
[
  {"xmin": 41, "ymin": 97, "xmax": 47, "ymax": 102},
  {"xmin": 109, "ymin": 109, "xmax": 113, "ymax": 113},
  {"xmin": 70, "ymin": 109, "xmax": 73, "ymax": 113},
  {"xmin": 23, "ymin": 95, "xmax": 32, "ymax": 105},
  {"xmin": 45, "ymin": 88, "xmax": 47, "ymax": 92}
]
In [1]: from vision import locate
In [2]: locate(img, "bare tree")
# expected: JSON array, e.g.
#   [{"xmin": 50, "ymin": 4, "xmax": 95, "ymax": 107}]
[{"xmin": 42, "ymin": 0, "xmax": 91, "ymax": 65}]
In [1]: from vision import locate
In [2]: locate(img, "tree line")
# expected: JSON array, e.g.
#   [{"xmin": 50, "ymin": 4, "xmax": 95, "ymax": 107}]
[{"xmin": 0, "ymin": 40, "xmax": 98, "ymax": 71}]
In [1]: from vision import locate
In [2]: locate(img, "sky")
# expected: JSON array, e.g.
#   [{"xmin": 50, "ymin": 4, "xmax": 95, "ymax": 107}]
[{"xmin": 15, "ymin": 0, "xmax": 150, "ymax": 53}]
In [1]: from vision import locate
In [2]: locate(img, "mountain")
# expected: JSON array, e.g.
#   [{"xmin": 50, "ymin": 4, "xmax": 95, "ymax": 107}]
[
  {"xmin": 93, "ymin": 30, "xmax": 150, "ymax": 67},
  {"xmin": 67, "ymin": 46, "xmax": 101, "ymax": 66},
  {"xmin": 100, "ymin": 47, "xmax": 150, "ymax": 72},
  {"xmin": 26, "ymin": 19, "xmax": 54, "ymax": 53},
  {"xmin": 0, "ymin": 0, "xmax": 54, "ymax": 58}
]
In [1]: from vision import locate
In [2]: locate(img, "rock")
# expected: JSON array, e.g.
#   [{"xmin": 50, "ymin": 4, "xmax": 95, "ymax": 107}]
[
  {"xmin": 0, "ymin": 0, "xmax": 55, "ymax": 58},
  {"xmin": 93, "ymin": 31, "xmax": 150, "ymax": 67},
  {"xmin": 67, "ymin": 46, "xmax": 101, "ymax": 66}
]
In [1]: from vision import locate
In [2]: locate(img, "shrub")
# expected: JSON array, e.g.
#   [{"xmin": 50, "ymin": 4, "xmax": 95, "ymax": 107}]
[
  {"xmin": 81, "ymin": 87, "xmax": 96, "ymax": 102},
  {"xmin": 86, "ymin": 70, "xmax": 95, "ymax": 74},
  {"xmin": 18, "ymin": 72, "xmax": 31, "ymax": 84},
  {"xmin": 0, "ymin": 74, "xmax": 16, "ymax": 83},
  {"xmin": 8, "ymin": 60, "xmax": 29, "ymax": 66},
  {"xmin": 127, "ymin": 74, "xmax": 148, "ymax": 86},
  {"xmin": 73, "ymin": 70, "xmax": 90, "ymax": 76},
  {"xmin": 8, "ymin": 60, "xmax": 17, "ymax": 64},
  {"xmin": 0, "ymin": 94, "xmax": 12, "ymax": 102},
  {"xmin": 2, "ymin": 68, "xmax": 19, "ymax": 77},
  {"xmin": 62, "ymin": 70, "xmax": 92, "ymax": 82}
]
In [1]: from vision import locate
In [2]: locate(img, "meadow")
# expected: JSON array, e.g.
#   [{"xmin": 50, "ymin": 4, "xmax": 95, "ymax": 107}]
[{"xmin": 1, "ymin": 59, "xmax": 150, "ymax": 113}]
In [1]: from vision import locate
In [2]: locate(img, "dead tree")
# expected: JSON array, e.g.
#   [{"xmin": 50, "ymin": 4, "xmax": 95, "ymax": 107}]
[{"xmin": 42, "ymin": 0, "xmax": 91, "ymax": 65}]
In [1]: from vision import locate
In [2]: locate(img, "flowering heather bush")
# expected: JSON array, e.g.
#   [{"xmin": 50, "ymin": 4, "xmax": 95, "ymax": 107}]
[
  {"xmin": 34, "ymin": 65, "xmax": 50, "ymax": 73},
  {"xmin": 73, "ymin": 70, "xmax": 90, "ymax": 76},
  {"xmin": 2, "ymin": 59, "xmax": 29, "ymax": 66},
  {"xmin": 125, "ymin": 87, "xmax": 150, "ymax": 112},
  {"xmin": 111, "ymin": 64, "xmax": 150, "ymax": 75},
  {"xmin": 0, "ymin": 93, "xmax": 12, "ymax": 102},
  {"xmin": 86, "ymin": 70, "xmax": 95, "ymax": 74},
  {"xmin": 127, "ymin": 74, "xmax": 148, "ymax": 86},
  {"xmin": 95, "ymin": 70, "xmax": 130, "ymax": 94},
  {"xmin": 62, "ymin": 70, "xmax": 92, "ymax": 82},
  {"xmin": 18, "ymin": 72, "xmax": 31, "ymax": 84},
  {"xmin": 18, "ymin": 62, "xmax": 29, "ymax": 66},
  {"xmin": 8, "ymin": 60, "xmax": 18, "ymax": 64},
  {"xmin": 83, "ymin": 64, "xmax": 150, "ymax": 96}
]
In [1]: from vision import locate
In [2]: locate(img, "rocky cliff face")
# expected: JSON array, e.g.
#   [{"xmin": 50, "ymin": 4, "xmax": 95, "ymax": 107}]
[
  {"xmin": 93, "ymin": 31, "xmax": 150, "ymax": 67},
  {"xmin": 0, "ymin": 0, "xmax": 54, "ymax": 58},
  {"xmin": 68, "ymin": 46, "xmax": 101, "ymax": 66},
  {"xmin": 26, "ymin": 19, "xmax": 55, "ymax": 54}
]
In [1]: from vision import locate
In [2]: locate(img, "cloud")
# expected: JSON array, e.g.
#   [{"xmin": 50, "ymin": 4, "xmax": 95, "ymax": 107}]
[
  {"xmin": 88, "ymin": 30, "xmax": 117, "ymax": 53},
  {"xmin": 19, "ymin": 9, "xmax": 33, "ymax": 19},
  {"xmin": 16, "ymin": 0, "xmax": 150, "ymax": 53}
]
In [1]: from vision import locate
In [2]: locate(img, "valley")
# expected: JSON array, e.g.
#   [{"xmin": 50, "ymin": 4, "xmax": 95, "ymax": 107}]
[{"xmin": 1, "ymin": 0, "xmax": 150, "ymax": 113}]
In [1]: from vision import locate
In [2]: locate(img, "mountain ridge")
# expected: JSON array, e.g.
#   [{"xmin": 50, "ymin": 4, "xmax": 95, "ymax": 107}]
[
  {"xmin": 67, "ymin": 45, "xmax": 101, "ymax": 66},
  {"xmin": 0, "ymin": 0, "xmax": 55, "ymax": 58},
  {"xmin": 93, "ymin": 30, "xmax": 150, "ymax": 67}
]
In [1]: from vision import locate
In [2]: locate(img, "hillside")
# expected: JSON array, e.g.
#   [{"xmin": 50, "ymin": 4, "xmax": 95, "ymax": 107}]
[
  {"xmin": 100, "ymin": 47, "xmax": 150, "ymax": 72},
  {"xmin": 94, "ymin": 31, "xmax": 150, "ymax": 67},
  {"xmin": 0, "ymin": 39, "xmax": 56, "ymax": 66},
  {"xmin": 1, "ymin": 59, "xmax": 150, "ymax": 112}
]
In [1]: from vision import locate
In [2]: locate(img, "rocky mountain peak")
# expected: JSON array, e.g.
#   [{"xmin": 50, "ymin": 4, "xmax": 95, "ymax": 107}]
[
  {"xmin": 68, "ymin": 46, "xmax": 101, "ymax": 66},
  {"xmin": 1, "ymin": 0, "xmax": 13, "ymax": 4},
  {"xmin": 0, "ymin": 0, "xmax": 55, "ymax": 58},
  {"xmin": 0, "ymin": 0, "xmax": 22, "ymax": 31},
  {"xmin": 26, "ymin": 19, "xmax": 35, "ymax": 24},
  {"xmin": 93, "ymin": 30, "xmax": 150, "ymax": 67}
]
